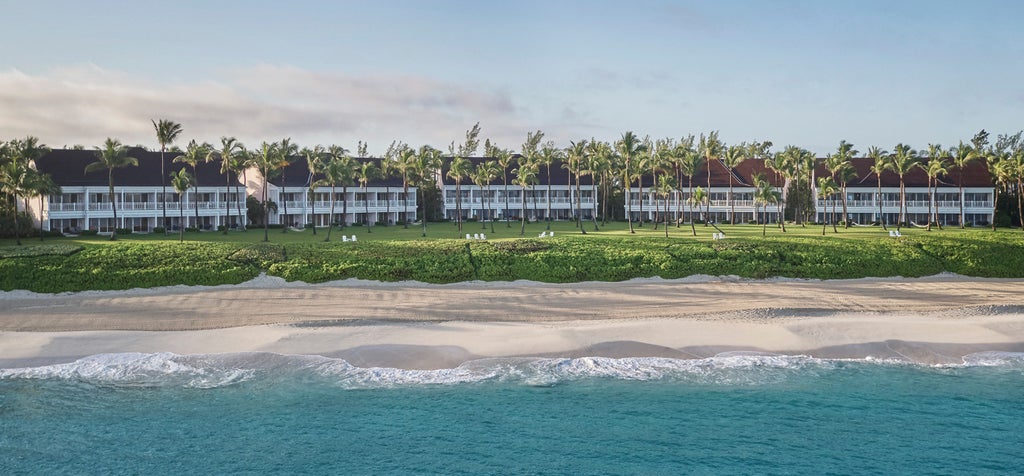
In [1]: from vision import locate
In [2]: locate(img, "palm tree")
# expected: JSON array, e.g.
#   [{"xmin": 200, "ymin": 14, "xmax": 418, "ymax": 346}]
[
  {"xmin": 414, "ymin": 145, "xmax": 443, "ymax": 237},
  {"xmin": 923, "ymin": 144, "xmax": 948, "ymax": 231},
  {"xmin": 0, "ymin": 156, "xmax": 30, "ymax": 245},
  {"xmin": 228, "ymin": 147, "xmax": 250, "ymax": 231},
  {"xmin": 86, "ymin": 138, "xmax": 139, "ymax": 241},
  {"xmin": 950, "ymin": 141, "xmax": 980, "ymax": 228},
  {"xmin": 890, "ymin": 143, "xmax": 919, "ymax": 230},
  {"xmin": 634, "ymin": 136, "xmax": 654, "ymax": 228},
  {"xmin": 986, "ymin": 149, "xmax": 1013, "ymax": 231},
  {"xmin": 326, "ymin": 145, "xmax": 352, "ymax": 231},
  {"xmin": 319, "ymin": 152, "xmax": 349, "ymax": 242},
  {"xmin": 448, "ymin": 123, "xmax": 482, "ymax": 231},
  {"xmin": 722, "ymin": 144, "xmax": 746, "ymax": 224},
  {"xmin": 587, "ymin": 140, "xmax": 613, "ymax": 226},
  {"xmin": 754, "ymin": 176, "xmax": 781, "ymax": 237},
  {"xmin": 565, "ymin": 139, "xmax": 588, "ymax": 233},
  {"xmin": 387, "ymin": 141, "xmax": 416, "ymax": 229},
  {"xmin": 816, "ymin": 176, "xmax": 839, "ymax": 235},
  {"xmin": 538, "ymin": 141, "xmax": 562, "ymax": 229},
  {"xmin": 615, "ymin": 131, "xmax": 644, "ymax": 234},
  {"xmin": 656, "ymin": 174, "xmax": 675, "ymax": 237},
  {"xmin": 357, "ymin": 160, "xmax": 379, "ymax": 233},
  {"xmin": 519, "ymin": 130, "xmax": 544, "ymax": 230},
  {"xmin": 251, "ymin": 141, "xmax": 281, "ymax": 242},
  {"xmin": 29, "ymin": 170, "xmax": 60, "ymax": 241},
  {"xmin": 866, "ymin": 146, "xmax": 891, "ymax": 230},
  {"xmin": 276, "ymin": 138, "xmax": 299, "ymax": 231},
  {"xmin": 494, "ymin": 146, "xmax": 516, "ymax": 227},
  {"xmin": 170, "ymin": 169, "xmax": 193, "ymax": 243},
  {"xmin": 473, "ymin": 160, "xmax": 500, "ymax": 233},
  {"xmin": 690, "ymin": 187, "xmax": 708, "ymax": 236},
  {"xmin": 301, "ymin": 145, "xmax": 326, "ymax": 235},
  {"xmin": 698, "ymin": 131, "xmax": 724, "ymax": 225},
  {"xmin": 825, "ymin": 140, "xmax": 858, "ymax": 229},
  {"xmin": 678, "ymin": 147, "xmax": 703, "ymax": 236},
  {"xmin": 152, "ymin": 119, "xmax": 182, "ymax": 233},
  {"xmin": 174, "ymin": 140, "xmax": 211, "ymax": 231},
  {"xmin": 210, "ymin": 137, "xmax": 244, "ymax": 234},
  {"xmin": 764, "ymin": 150, "xmax": 789, "ymax": 231}
]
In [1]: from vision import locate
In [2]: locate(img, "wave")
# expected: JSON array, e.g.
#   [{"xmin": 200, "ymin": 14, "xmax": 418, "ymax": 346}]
[{"xmin": 2, "ymin": 351, "xmax": 1022, "ymax": 389}]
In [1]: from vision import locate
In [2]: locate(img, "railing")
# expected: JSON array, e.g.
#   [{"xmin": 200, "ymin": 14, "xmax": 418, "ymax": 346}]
[{"xmin": 50, "ymin": 203, "xmax": 85, "ymax": 212}]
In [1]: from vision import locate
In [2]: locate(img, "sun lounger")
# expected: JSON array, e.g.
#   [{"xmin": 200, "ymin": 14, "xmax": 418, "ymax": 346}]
[
  {"xmin": 466, "ymin": 234, "xmax": 472, "ymax": 240},
  {"xmin": 481, "ymin": 234, "xmax": 486, "ymax": 240},
  {"xmin": 538, "ymin": 232, "xmax": 547, "ymax": 238},
  {"xmin": 342, "ymin": 236, "xmax": 349, "ymax": 242},
  {"xmin": 351, "ymin": 235, "xmax": 357, "ymax": 242}
]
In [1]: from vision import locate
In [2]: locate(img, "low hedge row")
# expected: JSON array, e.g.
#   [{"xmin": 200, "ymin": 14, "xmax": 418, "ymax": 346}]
[{"xmin": 1, "ymin": 234, "xmax": 1022, "ymax": 292}]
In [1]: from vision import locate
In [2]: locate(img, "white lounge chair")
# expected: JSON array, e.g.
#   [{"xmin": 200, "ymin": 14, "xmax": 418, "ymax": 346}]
[
  {"xmin": 342, "ymin": 236, "xmax": 349, "ymax": 242},
  {"xmin": 889, "ymin": 230, "xmax": 897, "ymax": 237},
  {"xmin": 481, "ymin": 234, "xmax": 486, "ymax": 240},
  {"xmin": 538, "ymin": 231, "xmax": 547, "ymax": 238},
  {"xmin": 550, "ymin": 231, "xmax": 555, "ymax": 236},
  {"xmin": 351, "ymin": 235, "xmax": 357, "ymax": 242},
  {"xmin": 466, "ymin": 234, "xmax": 472, "ymax": 240},
  {"xmin": 474, "ymin": 233, "xmax": 481, "ymax": 240}
]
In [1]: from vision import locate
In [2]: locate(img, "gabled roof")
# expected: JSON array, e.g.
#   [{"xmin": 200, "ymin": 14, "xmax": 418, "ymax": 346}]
[
  {"xmin": 33, "ymin": 149, "xmax": 240, "ymax": 188},
  {"xmin": 270, "ymin": 157, "xmax": 407, "ymax": 188},
  {"xmin": 822, "ymin": 158, "xmax": 992, "ymax": 188},
  {"xmin": 636, "ymin": 158, "xmax": 785, "ymax": 188}
]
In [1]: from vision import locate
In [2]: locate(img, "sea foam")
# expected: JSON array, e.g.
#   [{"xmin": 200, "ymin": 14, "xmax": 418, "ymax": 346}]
[{"xmin": 2, "ymin": 351, "xmax": 1021, "ymax": 389}]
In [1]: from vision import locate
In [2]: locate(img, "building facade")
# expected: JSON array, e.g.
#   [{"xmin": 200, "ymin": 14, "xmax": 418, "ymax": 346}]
[{"xmin": 31, "ymin": 149, "xmax": 246, "ymax": 233}]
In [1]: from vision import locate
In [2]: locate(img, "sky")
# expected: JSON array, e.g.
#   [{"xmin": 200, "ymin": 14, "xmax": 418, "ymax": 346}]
[{"xmin": 1, "ymin": 0, "xmax": 1022, "ymax": 156}]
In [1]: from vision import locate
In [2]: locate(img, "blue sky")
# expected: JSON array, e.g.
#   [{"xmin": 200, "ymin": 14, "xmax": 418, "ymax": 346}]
[{"xmin": 1, "ymin": 0, "xmax": 1021, "ymax": 155}]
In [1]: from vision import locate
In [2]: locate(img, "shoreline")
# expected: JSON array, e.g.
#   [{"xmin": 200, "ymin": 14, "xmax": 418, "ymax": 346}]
[{"xmin": 2, "ymin": 274, "xmax": 1024, "ymax": 369}]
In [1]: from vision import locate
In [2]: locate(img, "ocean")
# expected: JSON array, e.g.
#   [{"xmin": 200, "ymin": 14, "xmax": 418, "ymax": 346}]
[{"xmin": 2, "ymin": 352, "xmax": 1022, "ymax": 475}]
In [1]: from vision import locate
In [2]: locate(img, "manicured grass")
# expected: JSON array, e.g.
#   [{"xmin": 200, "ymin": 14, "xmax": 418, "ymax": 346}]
[{"xmin": 2, "ymin": 221, "xmax": 1023, "ymax": 292}]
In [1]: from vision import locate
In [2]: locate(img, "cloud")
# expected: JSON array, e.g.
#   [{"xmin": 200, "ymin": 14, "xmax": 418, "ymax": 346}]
[{"xmin": 0, "ymin": 64, "xmax": 528, "ymax": 154}]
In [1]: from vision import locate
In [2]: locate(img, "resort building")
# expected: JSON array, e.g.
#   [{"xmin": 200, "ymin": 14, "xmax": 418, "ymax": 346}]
[
  {"xmin": 29, "ymin": 149, "xmax": 246, "ymax": 233},
  {"xmin": 813, "ymin": 159, "xmax": 994, "ymax": 226},
  {"xmin": 259, "ymin": 158, "xmax": 418, "ymax": 228},
  {"xmin": 439, "ymin": 157, "xmax": 598, "ymax": 222},
  {"xmin": 626, "ymin": 160, "xmax": 787, "ymax": 224}
]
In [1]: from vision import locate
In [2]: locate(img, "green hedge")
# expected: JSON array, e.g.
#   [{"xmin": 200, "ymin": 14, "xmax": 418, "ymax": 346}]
[{"xmin": 1, "ymin": 233, "xmax": 1022, "ymax": 292}]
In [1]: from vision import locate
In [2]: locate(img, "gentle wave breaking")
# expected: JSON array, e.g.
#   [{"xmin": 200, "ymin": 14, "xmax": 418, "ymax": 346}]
[{"xmin": 2, "ymin": 351, "xmax": 1022, "ymax": 389}]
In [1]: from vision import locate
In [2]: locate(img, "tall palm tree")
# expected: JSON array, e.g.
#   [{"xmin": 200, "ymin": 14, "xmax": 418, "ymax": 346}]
[
  {"xmin": 519, "ymin": 130, "xmax": 544, "ymax": 229},
  {"xmin": 276, "ymin": 138, "xmax": 299, "ymax": 231},
  {"xmin": 29, "ymin": 169, "xmax": 60, "ymax": 241},
  {"xmin": 210, "ymin": 137, "xmax": 244, "ymax": 234},
  {"xmin": 301, "ymin": 145, "xmax": 326, "ymax": 235},
  {"xmin": 388, "ymin": 142, "xmax": 416, "ymax": 229},
  {"xmin": 678, "ymin": 146, "xmax": 703, "ymax": 236},
  {"xmin": 825, "ymin": 140, "xmax": 858, "ymax": 229},
  {"xmin": 319, "ymin": 153, "xmax": 348, "ymax": 242},
  {"xmin": 722, "ymin": 144, "xmax": 746, "ymax": 224},
  {"xmin": 764, "ymin": 150, "xmax": 789, "ymax": 231},
  {"xmin": 698, "ymin": 131, "xmax": 724, "ymax": 225},
  {"xmin": 414, "ymin": 145, "xmax": 443, "ymax": 237},
  {"xmin": 494, "ymin": 146, "xmax": 516, "ymax": 227},
  {"xmin": 817, "ymin": 176, "xmax": 839, "ymax": 234},
  {"xmin": 357, "ymin": 160, "xmax": 379, "ymax": 233},
  {"xmin": 754, "ymin": 176, "xmax": 781, "ymax": 237},
  {"xmin": 447, "ymin": 155, "xmax": 471, "ymax": 230},
  {"xmin": 174, "ymin": 140, "xmax": 211, "ymax": 231},
  {"xmin": 539, "ymin": 141, "xmax": 563, "ymax": 229},
  {"xmin": 86, "ymin": 138, "xmax": 139, "ymax": 241},
  {"xmin": 866, "ymin": 146, "xmax": 891, "ymax": 230},
  {"xmin": 615, "ymin": 131, "xmax": 644, "ymax": 234},
  {"xmin": 986, "ymin": 150, "xmax": 1013, "ymax": 231},
  {"xmin": 634, "ymin": 136, "xmax": 654, "ymax": 228},
  {"xmin": 448, "ymin": 123, "xmax": 482, "ymax": 231},
  {"xmin": 0, "ymin": 157, "xmax": 30, "ymax": 245},
  {"xmin": 656, "ymin": 174, "xmax": 676, "ymax": 237},
  {"xmin": 152, "ymin": 119, "xmax": 182, "ymax": 233},
  {"xmin": 924, "ymin": 144, "xmax": 948, "ymax": 231},
  {"xmin": 690, "ymin": 187, "xmax": 708, "ymax": 237},
  {"xmin": 251, "ymin": 141, "xmax": 281, "ymax": 242},
  {"xmin": 5, "ymin": 137, "xmax": 51, "ymax": 244},
  {"xmin": 170, "ymin": 169, "xmax": 193, "ymax": 243},
  {"xmin": 513, "ymin": 157, "xmax": 539, "ymax": 236},
  {"xmin": 326, "ymin": 145, "xmax": 352, "ymax": 230},
  {"xmin": 950, "ymin": 141, "xmax": 980, "ymax": 228},
  {"xmin": 890, "ymin": 143, "xmax": 919, "ymax": 230},
  {"xmin": 229, "ymin": 146, "xmax": 251, "ymax": 231},
  {"xmin": 473, "ymin": 160, "xmax": 500, "ymax": 233},
  {"xmin": 587, "ymin": 139, "xmax": 613, "ymax": 226},
  {"xmin": 565, "ymin": 139, "xmax": 588, "ymax": 233}
]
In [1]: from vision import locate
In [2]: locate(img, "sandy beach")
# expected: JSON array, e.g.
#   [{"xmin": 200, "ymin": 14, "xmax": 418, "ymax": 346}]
[{"xmin": 2, "ymin": 274, "xmax": 1024, "ymax": 369}]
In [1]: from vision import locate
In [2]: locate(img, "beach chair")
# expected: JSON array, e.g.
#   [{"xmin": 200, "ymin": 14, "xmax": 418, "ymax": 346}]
[
  {"xmin": 481, "ymin": 234, "xmax": 487, "ymax": 240},
  {"xmin": 550, "ymin": 231, "xmax": 555, "ymax": 237},
  {"xmin": 538, "ymin": 231, "xmax": 547, "ymax": 238},
  {"xmin": 895, "ymin": 231, "xmax": 901, "ymax": 237},
  {"xmin": 888, "ymin": 230, "xmax": 896, "ymax": 237},
  {"xmin": 342, "ymin": 235, "xmax": 349, "ymax": 242},
  {"xmin": 474, "ymin": 233, "xmax": 481, "ymax": 240},
  {"xmin": 466, "ymin": 234, "xmax": 472, "ymax": 240},
  {"xmin": 351, "ymin": 235, "xmax": 357, "ymax": 242}
]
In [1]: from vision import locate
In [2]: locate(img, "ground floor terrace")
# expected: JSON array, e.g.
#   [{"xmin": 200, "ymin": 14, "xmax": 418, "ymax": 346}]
[
  {"xmin": 272, "ymin": 188, "xmax": 418, "ymax": 228},
  {"xmin": 815, "ymin": 188, "xmax": 994, "ymax": 226},
  {"xmin": 626, "ymin": 189, "xmax": 783, "ymax": 224},
  {"xmin": 36, "ymin": 187, "xmax": 247, "ymax": 233},
  {"xmin": 443, "ymin": 186, "xmax": 598, "ymax": 221}
]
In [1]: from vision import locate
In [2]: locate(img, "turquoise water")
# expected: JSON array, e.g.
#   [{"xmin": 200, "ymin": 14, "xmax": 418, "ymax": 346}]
[{"xmin": 2, "ymin": 352, "xmax": 1023, "ymax": 474}]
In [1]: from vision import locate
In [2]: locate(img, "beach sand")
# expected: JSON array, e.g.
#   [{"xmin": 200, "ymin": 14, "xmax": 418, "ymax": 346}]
[{"xmin": 2, "ymin": 274, "xmax": 1024, "ymax": 369}]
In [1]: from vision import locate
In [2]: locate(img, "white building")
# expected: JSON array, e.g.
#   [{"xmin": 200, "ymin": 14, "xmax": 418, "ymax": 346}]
[{"xmin": 31, "ymin": 149, "xmax": 246, "ymax": 233}]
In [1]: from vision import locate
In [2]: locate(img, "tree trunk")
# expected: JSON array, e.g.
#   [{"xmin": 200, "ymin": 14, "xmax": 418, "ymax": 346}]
[
  {"xmin": 455, "ymin": 180, "xmax": 462, "ymax": 231},
  {"xmin": 546, "ymin": 164, "xmax": 552, "ymax": 230},
  {"xmin": 109, "ymin": 170, "xmax": 118, "ymax": 241},
  {"xmin": 326, "ymin": 185, "xmax": 336, "ymax": 241},
  {"xmin": 364, "ymin": 186, "xmax": 371, "ymax": 233},
  {"xmin": 841, "ymin": 184, "xmax": 850, "ymax": 229},
  {"xmin": 520, "ymin": 186, "xmax": 527, "ymax": 236},
  {"xmin": 310, "ymin": 188, "xmax": 317, "ymax": 235},
  {"xmin": 878, "ymin": 177, "xmax": 886, "ymax": 231},
  {"xmin": 161, "ymin": 147, "xmax": 168, "ymax": 234}
]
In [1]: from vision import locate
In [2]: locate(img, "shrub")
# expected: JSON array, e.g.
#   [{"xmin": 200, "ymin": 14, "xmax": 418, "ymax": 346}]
[{"xmin": 152, "ymin": 226, "xmax": 166, "ymax": 234}]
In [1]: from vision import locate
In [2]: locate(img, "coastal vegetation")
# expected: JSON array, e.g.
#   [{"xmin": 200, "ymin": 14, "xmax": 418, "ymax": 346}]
[{"xmin": 2, "ymin": 222, "xmax": 1023, "ymax": 293}]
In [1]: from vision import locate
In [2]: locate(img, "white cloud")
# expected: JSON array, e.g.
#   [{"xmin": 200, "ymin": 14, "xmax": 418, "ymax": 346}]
[{"xmin": 0, "ymin": 64, "xmax": 532, "ymax": 154}]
